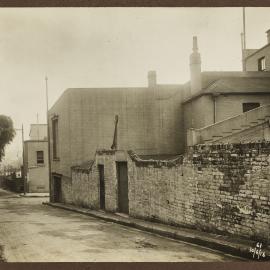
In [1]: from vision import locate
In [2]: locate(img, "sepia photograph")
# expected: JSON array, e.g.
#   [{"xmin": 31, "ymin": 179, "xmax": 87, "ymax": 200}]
[{"xmin": 0, "ymin": 4, "xmax": 270, "ymax": 266}]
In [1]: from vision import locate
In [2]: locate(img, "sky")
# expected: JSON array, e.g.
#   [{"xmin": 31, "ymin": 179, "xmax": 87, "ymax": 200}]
[{"xmin": 1, "ymin": 7, "xmax": 270, "ymax": 165}]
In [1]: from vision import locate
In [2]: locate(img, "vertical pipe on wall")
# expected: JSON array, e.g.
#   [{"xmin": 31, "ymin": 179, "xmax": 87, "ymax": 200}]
[
  {"xmin": 212, "ymin": 94, "xmax": 219, "ymax": 124},
  {"xmin": 45, "ymin": 76, "xmax": 52, "ymax": 202}
]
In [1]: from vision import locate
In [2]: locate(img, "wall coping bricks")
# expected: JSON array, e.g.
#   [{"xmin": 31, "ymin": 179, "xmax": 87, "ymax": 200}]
[{"xmin": 127, "ymin": 150, "xmax": 183, "ymax": 168}]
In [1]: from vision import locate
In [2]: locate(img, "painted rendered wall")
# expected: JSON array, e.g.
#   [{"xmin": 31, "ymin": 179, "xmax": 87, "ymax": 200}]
[
  {"xmin": 245, "ymin": 45, "xmax": 270, "ymax": 71},
  {"xmin": 183, "ymin": 95, "xmax": 214, "ymax": 147},
  {"xmin": 24, "ymin": 141, "xmax": 49, "ymax": 193},
  {"xmin": 49, "ymin": 86, "xmax": 184, "ymax": 179},
  {"xmin": 215, "ymin": 94, "xmax": 270, "ymax": 122},
  {"xmin": 183, "ymin": 94, "xmax": 270, "ymax": 147}
]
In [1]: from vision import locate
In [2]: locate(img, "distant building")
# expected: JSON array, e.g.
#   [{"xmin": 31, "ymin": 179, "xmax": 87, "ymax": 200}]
[
  {"xmin": 23, "ymin": 124, "xmax": 49, "ymax": 193},
  {"xmin": 243, "ymin": 29, "xmax": 270, "ymax": 71}
]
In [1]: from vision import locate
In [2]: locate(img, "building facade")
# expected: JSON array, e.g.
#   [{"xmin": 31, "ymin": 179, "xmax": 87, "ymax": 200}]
[
  {"xmin": 244, "ymin": 29, "xmax": 270, "ymax": 72},
  {"xmin": 23, "ymin": 124, "xmax": 49, "ymax": 193},
  {"xmin": 48, "ymin": 74, "xmax": 185, "ymax": 202},
  {"xmin": 47, "ymin": 32, "xmax": 270, "ymax": 242}
]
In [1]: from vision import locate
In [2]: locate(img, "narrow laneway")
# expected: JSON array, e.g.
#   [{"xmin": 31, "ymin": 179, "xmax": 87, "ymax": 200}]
[{"xmin": 0, "ymin": 189, "xmax": 242, "ymax": 262}]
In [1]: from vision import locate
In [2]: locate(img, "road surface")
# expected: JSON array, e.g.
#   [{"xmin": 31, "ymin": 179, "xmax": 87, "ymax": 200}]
[{"xmin": 0, "ymin": 188, "xmax": 242, "ymax": 262}]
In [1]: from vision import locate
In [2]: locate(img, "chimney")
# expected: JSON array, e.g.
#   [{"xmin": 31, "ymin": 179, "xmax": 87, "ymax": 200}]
[
  {"xmin": 148, "ymin": 70, "xmax": 156, "ymax": 88},
  {"xmin": 266, "ymin": 29, "xmax": 270, "ymax": 44},
  {"xmin": 189, "ymin": 36, "xmax": 202, "ymax": 95}
]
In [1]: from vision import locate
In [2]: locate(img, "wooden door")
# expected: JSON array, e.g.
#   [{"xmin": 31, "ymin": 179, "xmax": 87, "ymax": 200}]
[
  {"xmin": 53, "ymin": 176, "xmax": 61, "ymax": 203},
  {"xmin": 117, "ymin": 162, "xmax": 129, "ymax": 214},
  {"xmin": 98, "ymin": 165, "xmax": 105, "ymax": 210}
]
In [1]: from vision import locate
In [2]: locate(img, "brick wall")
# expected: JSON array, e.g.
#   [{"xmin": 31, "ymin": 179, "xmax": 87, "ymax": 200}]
[
  {"xmin": 60, "ymin": 149, "xmax": 118, "ymax": 212},
  {"xmin": 61, "ymin": 144, "xmax": 270, "ymax": 243},
  {"xmin": 128, "ymin": 143, "xmax": 270, "ymax": 243},
  {"xmin": 71, "ymin": 166, "xmax": 99, "ymax": 209}
]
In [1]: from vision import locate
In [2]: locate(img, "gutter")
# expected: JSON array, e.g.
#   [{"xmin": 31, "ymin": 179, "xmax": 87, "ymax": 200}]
[{"xmin": 182, "ymin": 91, "xmax": 270, "ymax": 105}]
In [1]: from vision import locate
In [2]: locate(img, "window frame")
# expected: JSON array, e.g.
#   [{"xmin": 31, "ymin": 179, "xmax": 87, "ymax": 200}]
[
  {"xmin": 242, "ymin": 102, "xmax": 260, "ymax": 113},
  {"xmin": 36, "ymin": 150, "xmax": 44, "ymax": 165},
  {"xmin": 258, "ymin": 57, "xmax": 266, "ymax": 71}
]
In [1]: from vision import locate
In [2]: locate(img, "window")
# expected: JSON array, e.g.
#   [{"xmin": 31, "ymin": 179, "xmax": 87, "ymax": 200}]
[
  {"xmin": 37, "ymin": 151, "xmax": 44, "ymax": 164},
  {"xmin": 242, "ymin": 103, "xmax": 260, "ymax": 113},
  {"xmin": 258, "ymin": 57, "xmax": 266, "ymax": 71},
  {"xmin": 52, "ymin": 118, "xmax": 59, "ymax": 159}
]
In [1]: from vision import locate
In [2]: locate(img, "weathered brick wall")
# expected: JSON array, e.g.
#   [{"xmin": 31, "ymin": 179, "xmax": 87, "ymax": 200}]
[
  {"xmin": 128, "ymin": 143, "xmax": 270, "ymax": 242},
  {"xmin": 60, "ymin": 176, "xmax": 73, "ymax": 204},
  {"xmin": 96, "ymin": 150, "xmax": 118, "ymax": 212},
  {"xmin": 71, "ymin": 166, "xmax": 99, "ymax": 209},
  {"xmin": 62, "ymin": 150, "xmax": 118, "ymax": 212}
]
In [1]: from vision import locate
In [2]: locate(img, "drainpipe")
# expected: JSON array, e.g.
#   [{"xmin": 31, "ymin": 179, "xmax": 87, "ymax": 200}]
[{"xmin": 212, "ymin": 93, "xmax": 220, "ymax": 124}]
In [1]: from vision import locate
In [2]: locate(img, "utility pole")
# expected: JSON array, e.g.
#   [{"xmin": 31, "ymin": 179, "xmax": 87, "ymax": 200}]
[
  {"xmin": 242, "ymin": 7, "xmax": 247, "ymax": 71},
  {"xmin": 242, "ymin": 7, "xmax": 246, "ymax": 50},
  {"xmin": 21, "ymin": 124, "xmax": 25, "ymax": 194},
  {"xmin": 37, "ymin": 113, "xmax": 39, "ymax": 139},
  {"xmin": 15, "ymin": 125, "xmax": 25, "ymax": 194},
  {"xmin": 45, "ymin": 76, "xmax": 52, "ymax": 202}
]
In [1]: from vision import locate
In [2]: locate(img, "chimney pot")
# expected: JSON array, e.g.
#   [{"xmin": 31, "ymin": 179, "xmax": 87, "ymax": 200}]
[
  {"xmin": 189, "ymin": 36, "xmax": 202, "ymax": 95},
  {"xmin": 148, "ymin": 70, "xmax": 156, "ymax": 88},
  {"xmin": 193, "ymin": 36, "xmax": 198, "ymax": 51}
]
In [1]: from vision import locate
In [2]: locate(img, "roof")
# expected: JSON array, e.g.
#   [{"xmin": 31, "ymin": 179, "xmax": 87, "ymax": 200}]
[
  {"xmin": 244, "ymin": 42, "xmax": 270, "ymax": 60},
  {"xmin": 29, "ymin": 124, "xmax": 47, "ymax": 140},
  {"xmin": 71, "ymin": 160, "xmax": 95, "ymax": 173},
  {"xmin": 183, "ymin": 71, "xmax": 270, "ymax": 104},
  {"xmin": 49, "ymin": 83, "xmax": 183, "ymax": 112},
  {"xmin": 205, "ymin": 77, "xmax": 270, "ymax": 94}
]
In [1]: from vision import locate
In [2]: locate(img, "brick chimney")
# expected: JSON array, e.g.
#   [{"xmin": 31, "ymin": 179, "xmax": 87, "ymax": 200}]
[
  {"xmin": 266, "ymin": 29, "xmax": 270, "ymax": 44},
  {"xmin": 190, "ymin": 36, "xmax": 202, "ymax": 95},
  {"xmin": 148, "ymin": 70, "xmax": 156, "ymax": 88}
]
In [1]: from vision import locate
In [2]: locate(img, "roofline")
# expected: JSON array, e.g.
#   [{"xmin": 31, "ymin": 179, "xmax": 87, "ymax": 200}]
[
  {"xmin": 244, "ymin": 43, "xmax": 270, "ymax": 60},
  {"xmin": 182, "ymin": 91, "xmax": 270, "ymax": 104},
  {"xmin": 66, "ymin": 86, "xmax": 148, "ymax": 90},
  {"xmin": 24, "ymin": 140, "xmax": 48, "ymax": 143}
]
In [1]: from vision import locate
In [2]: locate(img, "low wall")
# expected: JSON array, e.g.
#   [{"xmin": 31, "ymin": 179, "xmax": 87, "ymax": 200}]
[
  {"xmin": 61, "ymin": 150, "xmax": 118, "ymax": 211},
  {"xmin": 128, "ymin": 143, "xmax": 270, "ymax": 243},
  {"xmin": 0, "ymin": 176, "xmax": 24, "ymax": 193},
  {"xmin": 66, "ymin": 143, "xmax": 270, "ymax": 243}
]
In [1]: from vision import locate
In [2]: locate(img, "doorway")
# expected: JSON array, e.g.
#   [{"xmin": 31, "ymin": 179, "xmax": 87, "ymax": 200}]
[
  {"xmin": 53, "ymin": 176, "xmax": 61, "ymax": 203},
  {"xmin": 98, "ymin": 165, "xmax": 105, "ymax": 210},
  {"xmin": 116, "ymin": 162, "xmax": 129, "ymax": 214}
]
